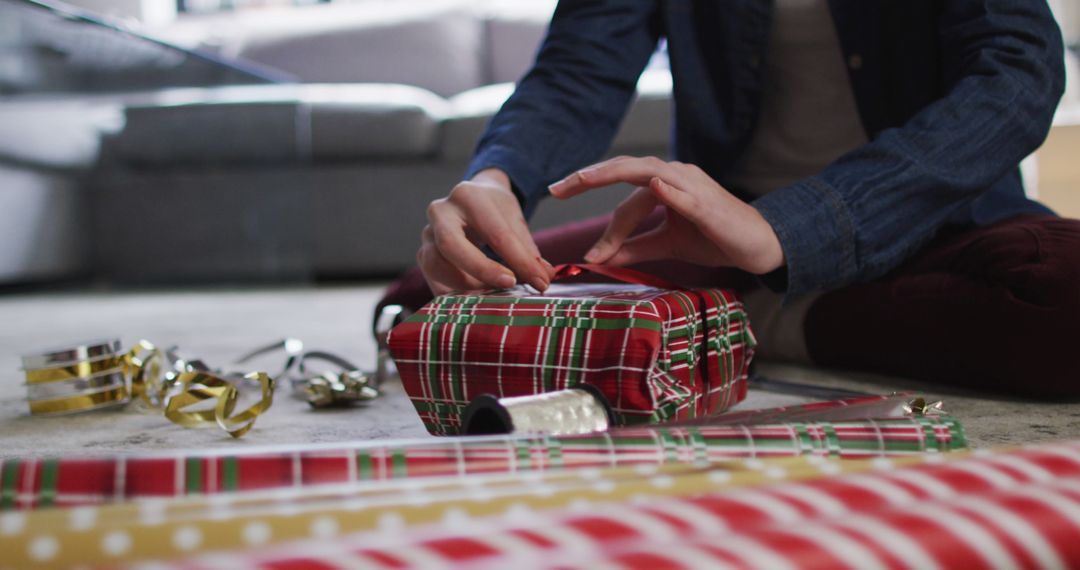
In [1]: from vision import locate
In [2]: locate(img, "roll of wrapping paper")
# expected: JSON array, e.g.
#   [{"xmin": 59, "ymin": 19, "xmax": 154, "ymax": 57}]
[
  {"xmin": 0, "ymin": 413, "xmax": 965, "ymax": 511},
  {"xmin": 1, "ymin": 451, "xmax": 954, "ymax": 569},
  {"xmin": 156, "ymin": 440, "xmax": 1080, "ymax": 570}
]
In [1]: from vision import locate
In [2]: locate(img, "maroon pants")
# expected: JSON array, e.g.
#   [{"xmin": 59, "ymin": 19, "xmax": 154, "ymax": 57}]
[{"xmin": 379, "ymin": 213, "xmax": 1080, "ymax": 398}]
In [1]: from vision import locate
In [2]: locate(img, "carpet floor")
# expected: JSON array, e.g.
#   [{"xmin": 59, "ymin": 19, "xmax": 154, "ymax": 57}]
[{"xmin": 1, "ymin": 283, "xmax": 1077, "ymax": 458}]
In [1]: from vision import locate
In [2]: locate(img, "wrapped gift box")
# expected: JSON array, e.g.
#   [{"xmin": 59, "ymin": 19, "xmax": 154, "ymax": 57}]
[{"xmin": 389, "ymin": 265, "xmax": 756, "ymax": 435}]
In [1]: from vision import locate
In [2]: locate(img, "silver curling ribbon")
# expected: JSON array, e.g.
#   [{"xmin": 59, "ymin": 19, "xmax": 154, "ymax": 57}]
[{"xmin": 462, "ymin": 384, "xmax": 613, "ymax": 436}]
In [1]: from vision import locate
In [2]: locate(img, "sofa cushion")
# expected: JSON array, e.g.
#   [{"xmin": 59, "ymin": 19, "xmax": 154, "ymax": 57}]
[
  {"xmin": 441, "ymin": 83, "xmax": 516, "ymax": 161},
  {"xmin": 108, "ymin": 83, "xmax": 449, "ymax": 165},
  {"xmin": 481, "ymin": 1, "xmax": 555, "ymax": 85},
  {"xmin": 223, "ymin": 1, "xmax": 485, "ymax": 98},
  {"xmin": 441, "ymin": 69, "xmax": 673, "ymax": 162}
]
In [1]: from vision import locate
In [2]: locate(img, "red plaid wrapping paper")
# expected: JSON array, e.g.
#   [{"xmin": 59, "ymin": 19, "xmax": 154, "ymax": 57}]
[
  {"xmin": 388, "ymin": 265, "xmax": 756, "ymax": 435},
  {"xmin": 169, "ymin": 441, "xmax": 1080, "ymax": 570},
  {"xmin": 0, "ymin": 415, "xmax": 963, "ymax": 510}
]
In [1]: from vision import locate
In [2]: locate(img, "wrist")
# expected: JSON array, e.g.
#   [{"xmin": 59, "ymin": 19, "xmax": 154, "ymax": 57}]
[{"xmin": 471, "ymin": 168, "xmax": 512, "ymax": 191}]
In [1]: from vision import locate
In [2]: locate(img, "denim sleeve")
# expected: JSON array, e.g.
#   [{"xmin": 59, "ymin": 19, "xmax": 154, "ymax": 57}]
[
  {"xmin": 752, "ymin": 0, "xmax": 1066, "ymax": 300},
  {"xmin": 464, "ymin": 0, "xmax": 661, "ymax": 218}
]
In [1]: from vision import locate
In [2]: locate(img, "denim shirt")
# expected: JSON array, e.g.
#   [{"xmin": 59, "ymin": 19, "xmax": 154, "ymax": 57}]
[{"xmin": 465, "ymin": 0, "xmax": 1065, "ymax": 300}]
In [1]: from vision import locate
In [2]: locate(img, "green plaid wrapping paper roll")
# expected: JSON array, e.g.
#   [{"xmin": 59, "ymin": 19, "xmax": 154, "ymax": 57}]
[
  {"xmin": 388, "ymin": 273, "xmax": 757, "ymax": 435},
  {"xmin": 0, "ymin": 415, "xmax": 964, "ymax": 510}
]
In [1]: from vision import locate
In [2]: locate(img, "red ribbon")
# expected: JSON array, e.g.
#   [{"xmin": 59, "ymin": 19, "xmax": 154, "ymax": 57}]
[{"xmin": 551, "ymin": 263, "xmax": 683, "ymax": 290}]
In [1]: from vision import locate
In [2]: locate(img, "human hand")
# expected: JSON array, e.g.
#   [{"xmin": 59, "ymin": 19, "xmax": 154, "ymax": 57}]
[
  {"xmin": 548, "ymin": 156, "xmax": 785, "ymax": 275},
  {"xmin": 419, "ymin": 169, "xmax": 554, "ymax": 296}
]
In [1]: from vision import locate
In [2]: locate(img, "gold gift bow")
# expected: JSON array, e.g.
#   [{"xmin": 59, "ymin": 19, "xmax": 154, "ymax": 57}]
[{"xmin": 0, "ymin": 453, "xmax": 949, "ymax": 569}]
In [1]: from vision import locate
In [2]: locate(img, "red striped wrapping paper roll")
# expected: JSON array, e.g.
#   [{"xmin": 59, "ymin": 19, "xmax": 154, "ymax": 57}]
[
  {"xmin": 159, "ymin": 441, "xmax": 1080, "ymax": 570},
  {"xmin": 0, "ymin": 414, "xmax": 963, "ymax": 511}
]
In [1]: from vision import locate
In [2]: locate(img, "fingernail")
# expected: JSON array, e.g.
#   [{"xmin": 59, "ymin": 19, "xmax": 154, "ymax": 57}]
[
  {"xmin": 531, "ymin": 276, "xmax": 549, "ymax": 292},
  {"xmin": 496, "ymin": 274, "xmax": 516, "ymax": 289},
  {"xmin": 584, "ymin": 248, "xmax": 601, "ymax": 263},
  {"xmin": 547, "ymin": 178, "xmax": 568, "ymax": 193}
]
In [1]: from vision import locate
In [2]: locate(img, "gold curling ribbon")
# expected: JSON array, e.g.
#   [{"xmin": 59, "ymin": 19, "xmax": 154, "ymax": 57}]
[
  {"xmin": 24, "ymin": 356, "xmax": 126, "ymax": 384},
  {"xmin": 164, "ymin": 371, "xmax": 273, "ymax": 439},
  {"xmin": 28, "ymin": 386, "xmax": 129, "ymax": 415}
]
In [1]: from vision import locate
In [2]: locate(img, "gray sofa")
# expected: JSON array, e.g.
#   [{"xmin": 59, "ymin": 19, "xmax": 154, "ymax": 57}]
[
  {"xmin": 9, "ymin": 0, "xmax": 1076, "ymax": 284},
  {"xmin": 0, "ymin": 0, "xmax": 673, "ymax": 284}
]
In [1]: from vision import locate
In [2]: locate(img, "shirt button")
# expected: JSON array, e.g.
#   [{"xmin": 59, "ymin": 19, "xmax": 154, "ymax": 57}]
[{"xmin": 848, "ymin": 53, "xmax": 863, "ymax": 70}]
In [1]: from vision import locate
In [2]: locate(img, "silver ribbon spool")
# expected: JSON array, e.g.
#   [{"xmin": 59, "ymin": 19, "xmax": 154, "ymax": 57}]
[{"xmin": 462, "ymin": 384, "xmax": 613, "ymax": 436}]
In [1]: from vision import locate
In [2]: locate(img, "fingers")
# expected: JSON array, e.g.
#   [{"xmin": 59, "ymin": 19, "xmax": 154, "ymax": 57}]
[
  {"xmin": 604, "ymin": 226, "xmax": 672, "ymax": 267},
  {"xmin": 426, "ymin": 182, "xmax": 553, "ymax": 293},
  {"xmin": 468, "ymin": 203, "xmax": 550, "ymax": 291},
  {"xmin": 425, "ymin": 208, "xmax": 518, "ymax": 290},
  {"xmin": 647, "ymin": 176, "xmax": 700, "ymax": 222},
  {"xmin": 418, "ymin": 226, "xmax": 487, "ymax": 295},
  {"xmin": 549, "ymin": 156, "xmax": 680, "ymax": 200},
  {"xmin": 584, "ymin": 186, "xmax": 657, "ymax": 264},
  {"xmin": 502, "ymin": 210, "xmax": 555, "ymax": 290}
]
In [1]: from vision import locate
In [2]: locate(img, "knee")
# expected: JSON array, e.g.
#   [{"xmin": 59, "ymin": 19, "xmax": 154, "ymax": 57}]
[{"xmin": 992, "ymin": 219, "xmax": 1080, "ymax": 398}]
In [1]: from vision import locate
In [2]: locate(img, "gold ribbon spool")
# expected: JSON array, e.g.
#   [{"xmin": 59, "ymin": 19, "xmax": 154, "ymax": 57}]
[
  {"xmin": 23, "ymin": 355, "xmax": 126, "ymax": 384},
  {"xmin": 22, "ymin": 339, "xmax": 130, "ymax": 415},
  {"xmin": 164, "ymin": 371, "xmax": 274, "ymax": 439},
  {"xmin": 27, "ymin": 384, "xmax": 129, "ymax": 415}
]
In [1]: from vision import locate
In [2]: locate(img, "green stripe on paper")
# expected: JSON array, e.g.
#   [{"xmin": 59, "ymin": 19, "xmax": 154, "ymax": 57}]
[
  {"xmin": 946, "ymin": 418, "xmax": 969, "ymax": 450},
  {"xmin": 514, "ymin": 438, "xmax": 533, "ymax": 470},
  {"xmin": 657, "ymin": 429, "xmax": 679, "ymax": 462},
  {"xmin": 391, "ymin": 450, "xmax": 406, "ymax": 477},
  {"xmin": 687, "ymin": 428, "xmax": 708, "ymax": 463},
  {"xmin": 185, "ymin": 458, "xmax": 202, "ymax": 495},
  {"xmin": 358, "ymin": 453, "xmax": 373, "ymax": 480},
  {"xmin": 548, "ymin": 436, "xmax": 564, "ymax": 467},
  {"xmin": 796, "ymin": 425, "xmax": 816, "ymax": 452},
  {"xmin": 37, "ymin": 459, "xmax": 58, "ymax": 508},
  {"xmin": 222, "ymin": 457, "xmax": 238, "ymax": 492},
  {"xmin": 1, "ymin": 460, "xmax": 19, "ymax": 509}
]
